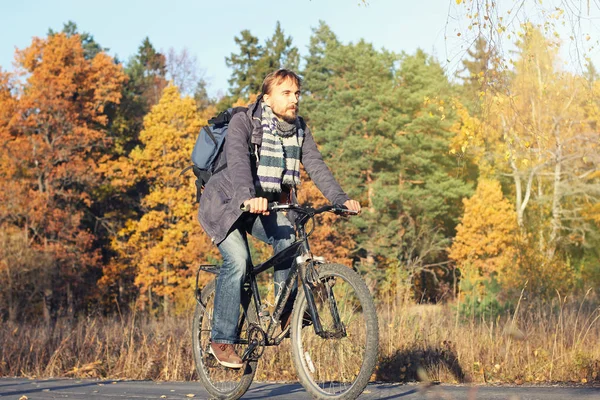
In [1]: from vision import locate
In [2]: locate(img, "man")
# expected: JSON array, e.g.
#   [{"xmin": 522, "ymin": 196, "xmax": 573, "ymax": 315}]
[{"xmin": 198, "ymin": 69, "xmax": 360, "ymax": 368}]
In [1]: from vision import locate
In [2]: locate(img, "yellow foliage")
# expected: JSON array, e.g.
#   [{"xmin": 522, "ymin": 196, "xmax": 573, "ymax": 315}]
[
  {"xmin": 232, "ymin": 93, "xmax": 258, "ymax": 108},
  {"xmin": 502, "ymin": 237, "xmax": 575, "ymax": 298},
  {"xmin": 108, "ymin": 85, "xmax": 218, "ymax": 313},
  {"xmin": 449, "ymin": 98, "xmax": 486, "ymax": 167},
  {"xmin": 450, "ymin": 180, "xmax": 575, "ymax": 298},
  {"xmin": 449, "ymin": 179, "xmax": 518, "ymax": 279}
]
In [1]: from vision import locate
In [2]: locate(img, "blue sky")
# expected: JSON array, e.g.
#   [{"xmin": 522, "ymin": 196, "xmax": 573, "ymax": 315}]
[
  {"xmin": 0, "ymin": 0, "xmax": 465, "ymax": 97},
  {"xmin": 2, "ymin": 0, "xmax": 600, "ymax": 98}
]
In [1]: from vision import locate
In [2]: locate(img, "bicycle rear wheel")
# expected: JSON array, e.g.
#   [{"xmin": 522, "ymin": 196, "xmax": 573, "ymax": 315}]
[
  {"xmin": 192, "ymin": 279, "xmax": 258, "ymax": 400},
  {"xmin": 290, "ymin": 263, "xmax": 379, "ymax": 400}
]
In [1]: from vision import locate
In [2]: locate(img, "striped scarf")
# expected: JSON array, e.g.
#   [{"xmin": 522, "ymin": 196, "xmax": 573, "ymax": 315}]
[{"xmin": 256, "ymin": 103, "xmax": 304, "ymax": 194}]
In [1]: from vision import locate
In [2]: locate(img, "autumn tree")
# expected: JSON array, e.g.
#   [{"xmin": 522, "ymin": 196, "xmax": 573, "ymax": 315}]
[
  {"xmin": 296, "ymin": 169, "xmax": 357, "ymax": 266},
  {"xmin": 449, "ymin": 179, "xmax": 518, "ymax": 280},
  {"xmin": 492, "ymin": 26, "xmax": 599, "ymax": 255},
  {"xmin": 0, "ymin": 71, "xmax": 50, "ymax": 322},
  {"xmin": 48, "ymin": 21, "xmax": 107, "ymax": 60},
  {"xmin": 451, "ymin": 24, "xmax": 600, "ymax": 298},
  {"xmin": 0, "ymin": 33, "xmax": 126, "ymax": 322},
  {"xmin": 108, "ymin": 85, "xmax": 217, "ymax": 315},
  {"xmin": 91, "ymin": 39, "xmax": 171, "ymax": 309}
]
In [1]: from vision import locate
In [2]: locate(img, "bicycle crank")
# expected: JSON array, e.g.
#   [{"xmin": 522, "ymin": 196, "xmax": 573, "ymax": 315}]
[{"xmin": 241, "ymin": 324, "xmax": 266, "ymax": 361}]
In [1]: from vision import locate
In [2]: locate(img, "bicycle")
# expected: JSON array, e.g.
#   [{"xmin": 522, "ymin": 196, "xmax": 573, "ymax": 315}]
[{"xmin": 192, "ymin": 203, "xmax": 379, "ymax": 400}]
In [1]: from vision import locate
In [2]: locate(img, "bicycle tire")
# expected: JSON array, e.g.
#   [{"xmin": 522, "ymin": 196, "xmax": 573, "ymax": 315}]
[
  {"xmin": 192, "ymin": 279, "xmax": 258, "ymax": 400},
  {"xmin": 290, "ymin": 263, "xmax": 379, "ymax": 400}
]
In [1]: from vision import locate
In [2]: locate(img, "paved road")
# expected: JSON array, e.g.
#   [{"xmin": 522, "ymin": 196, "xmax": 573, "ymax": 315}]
[{"xmin": 0, "ymin": 378, "xmax": 599, "ymax": 399}]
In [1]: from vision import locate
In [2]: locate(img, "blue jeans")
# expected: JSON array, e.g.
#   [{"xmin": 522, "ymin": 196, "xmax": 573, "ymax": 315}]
[{"xmin": 211, "ymin": 212, "xmax": 296, "ymax": 344}]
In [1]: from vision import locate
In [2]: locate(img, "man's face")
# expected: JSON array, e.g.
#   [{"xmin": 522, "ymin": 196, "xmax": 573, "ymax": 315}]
[{"xmin": 264, "ymin": 78, "xmax": 300, "ymax": 123}]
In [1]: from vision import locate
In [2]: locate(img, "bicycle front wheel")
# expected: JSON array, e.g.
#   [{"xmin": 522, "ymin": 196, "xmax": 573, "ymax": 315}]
[
  {"xmin": 290, "ymin": 263, "xmax": 379, "ymax": 400},
  {"xmin": 192, "ymin": 279, "xmax": 258, "ymax": 400}
]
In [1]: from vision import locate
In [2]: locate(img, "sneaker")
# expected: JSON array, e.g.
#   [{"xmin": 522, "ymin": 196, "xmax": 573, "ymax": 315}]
[{"xmin": 208, "ymin": 342, "xmax": 243, "ymax": 369}]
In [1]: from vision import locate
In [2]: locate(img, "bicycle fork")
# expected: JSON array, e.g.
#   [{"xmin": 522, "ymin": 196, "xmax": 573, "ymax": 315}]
[{"xmin": 297, "ymin": 254, "xmax": 347, "ymax": 339}]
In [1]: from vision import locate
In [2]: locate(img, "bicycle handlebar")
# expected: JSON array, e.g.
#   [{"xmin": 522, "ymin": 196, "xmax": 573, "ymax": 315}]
[{"xmin": 240, "ymin": 202, "xmax": 359, "ymax": 216}]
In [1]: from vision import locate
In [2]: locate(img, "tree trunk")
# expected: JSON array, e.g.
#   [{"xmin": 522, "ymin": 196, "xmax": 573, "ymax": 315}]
[
  {"xmin": 6, "ymin": 264, "xmax": 17, "ymax": 323},
  {"xmin": 42, "ymin": 287, "xmax": 52, "ymax": 325},
  {"xmin": 548, "ymin": 133, "xmax": 563, "ymax": 259},
  {"xmin": 366, "ymin": 169, "xmax": 374, "ymax": 213},
  {"xmin": 163, "ymin": 257, "xmax": 169, "ymax": 317},
  {"xmin": 8, "ymin": 302, "xmax": 17, "ymax": 323},
  {"xmin": 513, "ymin": 168, "xmax": 524, "ymax": 229},
  {"xmin": 3, "ymin": 245, "xmax": 17, "ymax": 322},
  {"xmin": 535, "ymin": 177, "xmax": 545, "ymax": 251},
  {"xmin": 42, "ymin": 236, "xmax": 52, "ymax": 325},
  {"xmin": 67, "ymin": 282, "xmax": 74, "ymax": 319},
  {"xmin": 118, "ymin": 277, "xmax": 124, "ymax": 306}
]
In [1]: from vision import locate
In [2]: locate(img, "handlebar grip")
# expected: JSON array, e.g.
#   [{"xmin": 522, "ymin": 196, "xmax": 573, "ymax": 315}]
[
  {"xmin": 332, "ymin": 204, "xmax": 359, "ymax": 215},
  {"xmin": 240, "ymin": 202, "xmax": 281, "ymax": 213}
]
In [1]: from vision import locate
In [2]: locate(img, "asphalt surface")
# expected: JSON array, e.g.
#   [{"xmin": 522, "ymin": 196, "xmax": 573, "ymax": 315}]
[{"xmin": 0, "ymin": 378, "xmax": 599, "ymax": 399}]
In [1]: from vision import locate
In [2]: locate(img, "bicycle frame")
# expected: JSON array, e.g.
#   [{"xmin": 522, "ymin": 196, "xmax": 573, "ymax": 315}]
[{"xmin": 195, "ymin": 204, "xmax": 348, "ymax": 352}]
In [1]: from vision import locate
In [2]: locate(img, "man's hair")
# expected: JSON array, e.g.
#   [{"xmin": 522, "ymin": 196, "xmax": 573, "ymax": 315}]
[{"xmin": 261, "ymin": 69, "xmax": 302, "ymax": 96}]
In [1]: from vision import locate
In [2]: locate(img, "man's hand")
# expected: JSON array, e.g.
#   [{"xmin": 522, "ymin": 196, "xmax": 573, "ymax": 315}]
[
  {"xmin": 343, "ymin": 199, "xmax": 361, "ymax": 214},
  {"xmin": 243, "ymin": 197, "xmax": 270, "ymax": 215}
]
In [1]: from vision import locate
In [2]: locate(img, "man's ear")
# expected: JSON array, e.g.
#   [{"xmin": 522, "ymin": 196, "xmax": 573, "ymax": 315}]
[{"xmin": 263, "ymin": 93, "xmax": 270, "ymax": 106}]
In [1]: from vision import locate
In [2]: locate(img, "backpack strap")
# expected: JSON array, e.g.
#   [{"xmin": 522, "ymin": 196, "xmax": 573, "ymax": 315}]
[
  {"xmin": 201, "ymin": 105, "xmax": 261, "ymax": 182},
  {"xmin": 208, "ymin": 106, "xmax": 248, "ymax": 125},
  {"xmin": 249, "ymin": 95, "xmax": 264, "ymax": 157}
]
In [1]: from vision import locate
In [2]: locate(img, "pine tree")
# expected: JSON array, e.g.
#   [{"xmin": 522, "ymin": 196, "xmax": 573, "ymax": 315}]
[
  {"xmin": 301, "ymin": 24, "xmax": 472, "ymax": 300},
  {"xmin": 303, "ymin": 21, "xmax": 341, "ymax": 98},
  {"xmin": 226, "ymin": 22, "xmax": 300, "ymax": 101},
  {"xmin": 457, "ymin": 37, "xmax": 505, "ymax": 114},
  {"xmin": 259, "ymin": 22, "xmax": 299, "ymax": 73},
  {"xmin": 226, "ymin": 30, "xmax": 263, "ymax": 99},
  {"xmin": 108, "ymin": 38, "xmax": 169, "ymax": 157}
]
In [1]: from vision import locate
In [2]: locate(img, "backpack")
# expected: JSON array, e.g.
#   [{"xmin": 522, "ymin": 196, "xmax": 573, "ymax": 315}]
[{"xmin": 187, "ymin": 101, "xmax": 262, "ymax": 202}]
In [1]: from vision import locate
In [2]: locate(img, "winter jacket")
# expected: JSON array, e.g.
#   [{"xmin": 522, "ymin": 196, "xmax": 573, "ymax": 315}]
[{"xmin": 198, "ymin": 101, "xmax": 349, "ymax": 244}]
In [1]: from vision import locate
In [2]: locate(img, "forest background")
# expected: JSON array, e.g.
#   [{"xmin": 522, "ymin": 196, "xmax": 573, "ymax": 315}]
[{"xmin": 1, "ymin": 0, "xmax": 599, "ymax": 385}]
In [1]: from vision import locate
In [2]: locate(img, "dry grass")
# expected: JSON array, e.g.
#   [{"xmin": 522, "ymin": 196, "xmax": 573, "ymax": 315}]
[
  {"xmin": 376, "ymin": 289, "xmax": 600, "ymax": 384},
  {"xmin": 1, "ymin": 293, "xmax": 599, "ymax": 384}
]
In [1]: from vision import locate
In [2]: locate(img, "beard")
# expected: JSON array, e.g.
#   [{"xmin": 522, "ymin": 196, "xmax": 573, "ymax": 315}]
[{"xmin": 273, "ymin": 105, "xmax": 298, "ymax": 123}]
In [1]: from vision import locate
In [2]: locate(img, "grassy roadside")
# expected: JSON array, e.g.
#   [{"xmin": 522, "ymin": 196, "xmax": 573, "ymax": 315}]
[{"xmin": 1, "ymin": 296, "xmax": 598, "ymax": 384}]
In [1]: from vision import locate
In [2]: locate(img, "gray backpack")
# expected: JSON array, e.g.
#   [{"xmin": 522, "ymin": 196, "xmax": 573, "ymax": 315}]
[{"xmin": 188, "ymin": 102, "xmax": 262, "ymax": 202}]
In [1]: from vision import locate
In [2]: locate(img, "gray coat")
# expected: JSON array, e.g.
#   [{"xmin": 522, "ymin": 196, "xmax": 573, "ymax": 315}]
[{"xmin": 198, "ymin": 101, "xmax": 350, "ymax": 244}]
